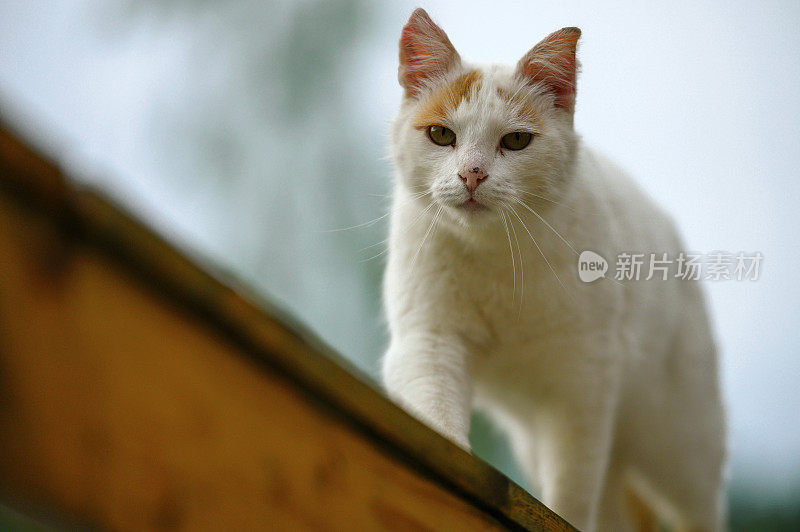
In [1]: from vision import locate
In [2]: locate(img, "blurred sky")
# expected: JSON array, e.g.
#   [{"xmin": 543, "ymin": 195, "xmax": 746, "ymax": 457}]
[{"xmin": 0, "ymin": 0, "xmax": 798, "ymax": 497}]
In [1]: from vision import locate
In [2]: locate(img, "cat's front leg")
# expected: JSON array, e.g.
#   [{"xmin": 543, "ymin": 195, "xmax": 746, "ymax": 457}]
[
  {"xmin": 381, "ymin": 333, "xmax": 472, "ymax": 450},
  {"xmin": 535, "ymin": 373, "xmax": 619, "ymax": 532}
]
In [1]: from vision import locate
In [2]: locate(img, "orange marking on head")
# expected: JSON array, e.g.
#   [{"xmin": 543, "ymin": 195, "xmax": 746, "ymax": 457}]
[
  {"xmin": 496, "ymin": 86, "xmax": 540, "ymax": 125},
  {"xmin": 412, "ymin": 70, "xmax": 482, "ymax": 129}
]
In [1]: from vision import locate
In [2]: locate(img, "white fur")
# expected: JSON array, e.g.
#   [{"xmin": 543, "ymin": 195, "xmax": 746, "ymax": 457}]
[{"xmin": 381, "ymin": 19, "xmax": 726, "ymax": 532}]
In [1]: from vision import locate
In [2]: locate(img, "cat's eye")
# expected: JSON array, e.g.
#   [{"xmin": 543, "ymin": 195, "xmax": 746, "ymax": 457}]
[
  {"xmin": 427, "ymin": 125, "xmax": 456, "ymax": 146},
  {"xmin": 500, "ymin": 132, "xmax": 532, "ymax": 151}
]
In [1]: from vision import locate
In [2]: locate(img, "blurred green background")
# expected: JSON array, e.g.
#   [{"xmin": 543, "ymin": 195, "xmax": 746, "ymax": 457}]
[{"xmin": 1, "ymin": 1, "xmax": 798, "ymax": 529}]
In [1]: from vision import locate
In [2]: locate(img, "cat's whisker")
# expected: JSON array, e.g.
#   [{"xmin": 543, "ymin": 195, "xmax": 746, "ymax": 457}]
[
  {"xmin": 357, "ymin": 199, "xmax": 437, "ymax": 256},
  {"xmin": 359, "ymin": 247, "xmax": 390, "ymax": 263},
  {"xmin": 410, "ymin": 205, "xmax": 443, "ymax": 274},
  {"xmin": 318, "ymin": 211, "xmax": 392, "ymax": 233},
  {"xmin": 359, "ymin": 238, "xmax": 388, "ymax": 252},
  {"xmin": 509, "ymin": 205, "xmax": 574, "ymax": 301},
  {"xmin": 353, "ymin": 192, "xmax": 435, "ymax": 259},
  {"xmin": 506, "ymin": 209, "xmax": 525, "ymax": 318},
  {"xmin": 517, "ymin": 199, "xmax": 623, "ymax": 292},
  {"xmin": 500, "ymin": 210, "xmax": 517, "ymax": 305},
  {"xmin": 519, "ymin": 190, "xmax": 604, "ymax": 216},
  {"xmin": 320, "ymin": 193, "xmax": 431, "ymax": 235},
  {"xmin": 410, "ymin": 190, "xmax": 432, "ymax": 198},
  {"xmin": 513, "ymin": 198, "xmax": 579, "ymax": 256},
  {"xmin": 371, "ymin": 186, "xmax": 430, "ymax": 202},
  {"xmin": 399, "ymin": 190, "xmax": 433, "ymax": 205},
  {"xmin": 519, "ymin": 190, "xmax": 571, "ymax": 208},
  {"xmin": 407, "ymin": 199, "xmax": 437, "ymax": 228}
]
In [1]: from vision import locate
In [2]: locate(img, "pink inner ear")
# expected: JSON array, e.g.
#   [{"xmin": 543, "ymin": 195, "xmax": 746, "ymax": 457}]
[
  {"xmin": 398, "ymin": 9, "xmax": 458, "ymax": 96},
  {"xmin": 399, "ymin": 27, "xmax": 434, "ymax": 91},
  {"xmin": 517, "ymin": 28, "xmax": 581, "ymax": 110}
]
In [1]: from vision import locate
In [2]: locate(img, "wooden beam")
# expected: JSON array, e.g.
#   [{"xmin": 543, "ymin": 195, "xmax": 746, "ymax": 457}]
[{"xmin": 0, "ymin": 122, "xmax": 574, "ymax": 531}]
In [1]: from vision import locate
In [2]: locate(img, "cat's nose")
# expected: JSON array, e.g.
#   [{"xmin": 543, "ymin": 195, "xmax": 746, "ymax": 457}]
[{"xmin": 459, "ymin": 167, "xmax": 488, "ymax": 193}]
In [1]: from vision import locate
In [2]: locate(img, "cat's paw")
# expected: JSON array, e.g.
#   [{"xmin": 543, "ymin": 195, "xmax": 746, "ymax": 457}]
[
  {"xmin": 424, "ymin": 416, "xmax": 471, "ymax": 452},
  {"xmin": 403, "ymin": 402, "xmax": 471, "ymax": 452},
  {"xmin": 451, "ymin": 434, "xmax": 471, "ymax": 453}
]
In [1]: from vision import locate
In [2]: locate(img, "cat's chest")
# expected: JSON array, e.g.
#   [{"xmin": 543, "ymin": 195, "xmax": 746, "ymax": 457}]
[{"xmin": 422, "ymin": 239, "xmax": 578, "ymax": 344}]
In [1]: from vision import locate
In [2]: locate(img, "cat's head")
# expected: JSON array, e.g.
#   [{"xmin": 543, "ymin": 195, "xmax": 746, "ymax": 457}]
[{"xmin": 391, "ymin": 8, "xmax": 580, "ymax": 229}]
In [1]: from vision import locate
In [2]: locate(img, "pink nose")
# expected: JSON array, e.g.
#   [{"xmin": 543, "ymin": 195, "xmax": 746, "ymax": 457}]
[{"xmin": 459, "ymin": 166, "xmax": 488, "ymax": 193}]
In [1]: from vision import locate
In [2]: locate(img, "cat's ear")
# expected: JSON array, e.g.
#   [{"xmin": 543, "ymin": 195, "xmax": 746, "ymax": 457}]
[
  {"xmin": 516, "ymin": 27, "xmax": 581, "ymax": 111},
  {"xmin": 398, "ymin": 8, "xmax": 460, "ymax": 97}
]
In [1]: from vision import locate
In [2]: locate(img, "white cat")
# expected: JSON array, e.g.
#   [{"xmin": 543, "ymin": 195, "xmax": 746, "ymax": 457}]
[{"xmin": 381, "ymin": 8, "xmax": 726, "ymax": 531}]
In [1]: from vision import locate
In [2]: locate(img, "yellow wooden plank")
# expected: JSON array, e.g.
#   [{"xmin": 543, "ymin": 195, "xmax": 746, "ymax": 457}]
[{"xmin": 0, "ymin": 123, "xmax": 574, "ymax": 531}]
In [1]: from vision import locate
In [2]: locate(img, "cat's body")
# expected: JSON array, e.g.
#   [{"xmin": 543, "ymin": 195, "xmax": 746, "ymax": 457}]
[{"xmin": 381, "ymin": 9, "xmax": 726, "ymax": 531}]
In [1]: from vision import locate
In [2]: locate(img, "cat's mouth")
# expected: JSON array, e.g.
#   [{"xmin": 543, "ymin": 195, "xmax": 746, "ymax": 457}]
[{"xmin": 459, "ymin": 198, "xmax": 488, "ymax": 212}]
